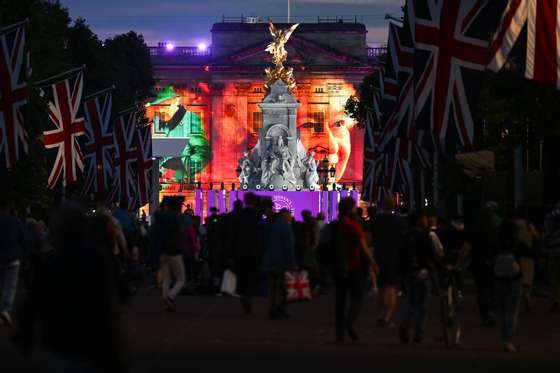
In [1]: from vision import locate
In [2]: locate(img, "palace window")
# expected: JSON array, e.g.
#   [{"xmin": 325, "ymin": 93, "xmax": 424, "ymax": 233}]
[
  {"xmin": 252, "ymin": 112, "xmax": 263, "ymax": 132},
  {"xmin": 311, "ymin": 112, "xmax": 325, "ymax": 133}
]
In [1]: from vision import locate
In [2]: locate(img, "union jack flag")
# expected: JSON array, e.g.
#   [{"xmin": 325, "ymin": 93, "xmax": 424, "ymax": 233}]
[
  {"xmin": 82, "ymin": 88, "xmax": 114, "ymax": 194},
  {"xmin": 134, "ymin": 124, "xmax": 153, "ymax": 207},
  {"xmin": 372, "ymin": 67, "xmax": 384, "ymax": 129},
  {"xmin": 41, "ymin": 68, "xmax": 86, "ymax": 189},
  {"xmin": 362, "ymin": 108, "xmax": 378, "ymax": 202},
  {"xmin": 489, "ymin": 0, "xmax": 560, "ymax": 89},
  {"xmin": 376, "ymin": 23, "xmax": 417, "ymax": 196},
  {"xmin": 111, "ymin": 108, "xmax": 138, "ymax": 209},
  {"xmin": 414, "ymin": 0, "xmax": 491, "ymax": 148},
  {"xmin": 0, "ymin": 21, "xmax": 29, "ymax": 169},
  {"xmin": 362, "ymin": 65, "xmax": 386, "ymax": 202},
  {"xmin": 385, "ymin": 137, "xmax": 413, "ymax": 193},
  {"xmin": 379, "ymin": 22, "xmax": 419, "ymax": 152}
]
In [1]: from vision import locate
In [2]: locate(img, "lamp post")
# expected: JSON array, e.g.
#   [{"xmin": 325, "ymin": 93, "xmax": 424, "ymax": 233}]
[
  {"xmin": 317, "ymin": 155, "xmax": 330, "ymax": 190},
  {"xmin": 329, "ymin": 165, "xmax": 336, "ymax": 179},
  {"xmin": 316, "ymin": 155, "xmax": 336, "ymax": 191}
]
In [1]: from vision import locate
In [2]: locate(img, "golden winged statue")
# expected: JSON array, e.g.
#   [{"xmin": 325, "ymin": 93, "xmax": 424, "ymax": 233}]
[{"xmin": 264, "ymin": 21, "xmax": 299, "ymax": 94}]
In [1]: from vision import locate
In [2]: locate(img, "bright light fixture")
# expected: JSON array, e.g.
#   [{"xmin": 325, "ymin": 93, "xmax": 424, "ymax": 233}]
[
  {"xmin": 165, "ymin": 42, "xmax": 175, "ymax": 51},
  {"xmin": 197, "ymin": 42, "xmax": 207, "ymax": 51}
]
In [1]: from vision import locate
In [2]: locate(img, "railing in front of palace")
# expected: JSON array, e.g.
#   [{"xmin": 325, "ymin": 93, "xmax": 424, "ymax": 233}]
[
  {"xmin": 149, "ymin": 46, "xmax": 212, "ymax": 57},
  {"xmin": 150, "ymin": 46, "xmax": 386, "ymax": 63},
  {"xmin": 367, "ymin": 47, "xmax": 387, "ymax": 58}
]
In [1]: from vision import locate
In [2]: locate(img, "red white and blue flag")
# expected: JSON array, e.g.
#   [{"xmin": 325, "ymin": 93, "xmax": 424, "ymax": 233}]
[
  {"xmin": 82, "ymin": 87, "xmax": 114, "ymax": 194},
  {"xmin": 111, "ymin": 108, "xmax": 138, "ymax": 209},
  {"xmin": 489, "ymin": 0, "xmax": 560, "ymax": 89},
  {"xmin": 41, "ymin": 68, "xmax": 86, "ymax": 188},
  {"xmin": 0, "ymin": 20, "xmax": 29, "ymax": 169},
  {"xmin": 134, "ymin": 124, "xmax": 153, "ymax": 207},
  {"xmin": 361, "ymin": 66, "xmax": 384, "ymax": 202},
  {"xmin": 413, "ymin": 0, "xmax": 490, "ymax": 148}
]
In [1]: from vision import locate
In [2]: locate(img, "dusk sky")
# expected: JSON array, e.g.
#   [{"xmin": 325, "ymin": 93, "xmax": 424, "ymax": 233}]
[{"xmin": 58, "ymin": 0, "xmax": 403, "ymax": 47}]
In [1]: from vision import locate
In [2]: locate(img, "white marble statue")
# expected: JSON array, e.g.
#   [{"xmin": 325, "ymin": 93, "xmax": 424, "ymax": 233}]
[{"xmin": 304, "ymin": 151, "xmax": 319, "ymax": 187}]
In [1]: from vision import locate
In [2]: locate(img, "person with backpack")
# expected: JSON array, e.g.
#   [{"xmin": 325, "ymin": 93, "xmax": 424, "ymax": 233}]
[
  {"xmin": 398, "ymin": 210, "xmax": 438, "ymax": 344},
  {"xmin": 494, "ymin": 220, "xmax": 523, "ymax": 352},
  {"xmin": 319, "ymin": 197, "xmax": 378, "ymax": 342}
]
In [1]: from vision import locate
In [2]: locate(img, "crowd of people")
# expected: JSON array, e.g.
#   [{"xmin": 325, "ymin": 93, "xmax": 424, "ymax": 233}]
[{"xmin": 1, "ymin": 195, "xmax": 560, "ymax": 370}]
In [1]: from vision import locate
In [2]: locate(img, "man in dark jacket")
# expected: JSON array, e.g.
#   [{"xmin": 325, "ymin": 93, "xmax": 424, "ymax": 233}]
[
  {"xmin": 398, "ymin": 210, "xmax": 438, "ymax": 344},
  {"xmin": 469, "ymin": 208, "xmax": 500, "ymax": 326},
  {"xmin": 319, "ymin": 197, "xmax": 378, "ymax": 342},
  {"xmin": 152, "ymin": 197, "xmax": 195, "ymax": 312},
  {"xmin": 231, "ymin": 193, "xmax": 263, "ymax": 315},
  {"xmin": 0, "ymin": 201, "xmax": 26, "ymax": 326},
  {"xmin": 369, "ymin": 197, "xmax": 405, "ymax": 327},
  {"xmin": 262, "ymin": 209, "xmax": 296, "ymax": 319}
]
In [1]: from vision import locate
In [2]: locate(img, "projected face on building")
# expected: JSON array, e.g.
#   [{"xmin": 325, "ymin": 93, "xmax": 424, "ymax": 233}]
[{"xmin": 146, "ymin": 81, "xmax": 363, "ymax": 191}]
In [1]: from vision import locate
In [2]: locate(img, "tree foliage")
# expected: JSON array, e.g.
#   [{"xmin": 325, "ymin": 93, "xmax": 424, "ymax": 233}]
[
  {"xmin": 0, "ymin": 0, "xmax": 155, "ymax": 213},
  {"xmin": 344, "ymin": 70, "xmax": 381, "ymax": 129}
]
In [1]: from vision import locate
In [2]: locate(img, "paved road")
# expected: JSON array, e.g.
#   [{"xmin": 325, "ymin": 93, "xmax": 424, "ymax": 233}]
[{"xmin": 1, "ymin": 287, "xmax": 559, "ymax": 373}]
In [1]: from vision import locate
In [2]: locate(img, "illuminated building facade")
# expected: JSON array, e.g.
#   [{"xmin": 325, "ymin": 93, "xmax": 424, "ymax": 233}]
[{"xmin": 146, "ymin": 20, "xmax": 384, "ymax": 198}]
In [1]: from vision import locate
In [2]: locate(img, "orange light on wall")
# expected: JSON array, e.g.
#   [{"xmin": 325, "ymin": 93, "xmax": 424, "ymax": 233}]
[{"xmin": 146, "ymin": 78, "xmax": 364, "ymax": 189}]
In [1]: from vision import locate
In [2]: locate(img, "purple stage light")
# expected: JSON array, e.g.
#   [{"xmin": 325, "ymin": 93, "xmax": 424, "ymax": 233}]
[
  {"xmin": 197, "ymin": 42, "xmax": 207, "ymax": 51},
  {"xmin": 165, "ymin": 42, "xmax": 175, "ymax": 51}
]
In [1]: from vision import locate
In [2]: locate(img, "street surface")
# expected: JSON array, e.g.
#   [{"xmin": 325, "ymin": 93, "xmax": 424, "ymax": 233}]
[{"xmin": 1, "ymin": 286, "xmax": 559, "ymax": 373}]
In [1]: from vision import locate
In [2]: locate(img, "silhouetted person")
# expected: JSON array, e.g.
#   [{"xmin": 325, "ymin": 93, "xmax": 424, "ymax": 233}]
[
  {"xmin": 231, "ymin": 193, "xmax": 263, "ymax": 315},
  {"xmin": 294, "ymin": 210, "xmax": 317, "ymax": 272},
  {"xmin": 495, "ymin": 220, "xmax": 523, "ymax": 352},
  {"xmin": 319, "ymin": 197, "xmax": 377, "ymax": 342},
  {"xmin": 543, "ymin": 203, "xmax": 560, "ymax": 314},
  {"xmin": 14, "ymin": 203, "xmax": 125, "ymax": 372},
  {"xmin": 262, "ymin": 209, "xmax": 296, "ymax": 319},
  {"xmin": 112, "ymin": 199, "xmax": 134, "ymax": 260},
  {"xmin": 152, "ymin": 197, "xmax": 194, "ymax": 312},
  {"xmin": 369, "ymin": 197, "xmax": 405, "ymax": 328},
  {"xmin": 0, "ymin": 200, "xmax": 26, "ymax": 326},
  {"xmin": 205, "ymin": 207, "xmax": 221, "ymax": 286},
  {"xmin": 469, "ymin": 208, "xmax": 500, "ymax": 326},
  {"xmin": 438, "ymin": 216, "xmax": 469, "ymax": 299},
  {"xmin": 398, "ymin": 210, "xmax": 438, "ymax": 344}
]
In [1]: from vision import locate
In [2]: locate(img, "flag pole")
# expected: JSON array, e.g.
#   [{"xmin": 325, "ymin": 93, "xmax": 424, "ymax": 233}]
[
  {"xmin": 35, "ymin": 65, "xmax": 85, "ymax": 87},
  {"xmin": 0, "ymin": 19, "xmax": 28, "ymax": 34},
  {"xmin": 433, "ymin": 152, "xmax": 438, "ymax": 209},
  {"xmin": 84, "ymin": 85, "xmax": 116, "ymax": 101}
]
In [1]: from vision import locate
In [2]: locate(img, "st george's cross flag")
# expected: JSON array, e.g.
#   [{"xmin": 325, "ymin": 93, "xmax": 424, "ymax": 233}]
[
  {"xmin": 40, "ymin": 67, "xmax": 86, "ymax": 189},
  {"xmin": 0, "ymin": 20, "xmax": 29, "ymax": 169},
  {"xmin": 82, "ymin": 87, "xmax": 115, "ymax": 195},
  {"xmin": 133, "ymin": 124, "xmax": 153, "ymax": 207},
  {"xmin": 489, "ymin": 0, "xmax": 560, "ymax": 89}
]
